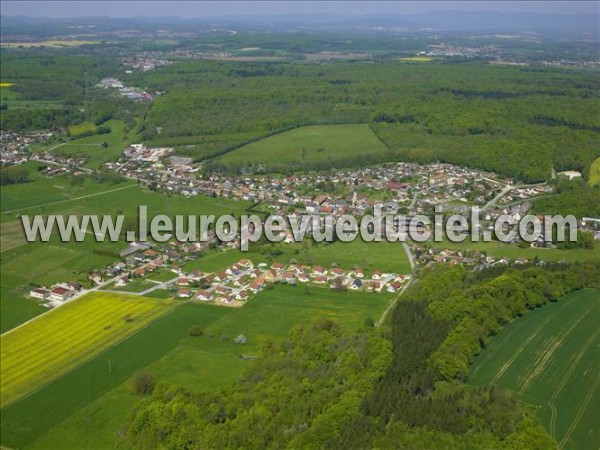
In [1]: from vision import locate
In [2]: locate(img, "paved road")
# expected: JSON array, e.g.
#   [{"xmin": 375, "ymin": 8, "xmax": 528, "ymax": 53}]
[
  {"xmin": 482, "ymin": 185, "xmax": 514, "ymax": 211},
  {"xmin": 33, "ymin": 157, "xmax": 93, "ymax": 174},
  {"xmin": 376, "ymin": 241, "xmax": 416, "ymax": 328}
]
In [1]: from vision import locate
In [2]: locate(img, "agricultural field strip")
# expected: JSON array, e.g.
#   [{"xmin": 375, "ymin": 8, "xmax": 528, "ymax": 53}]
[
  {"xmin": 518, "ymin": 308, "xmax": 591, "ymax": 395},
  {"xmin": 1, "ymin": 305, "xmax": 170, "ymax": 408},
  {"xmin": 1, "ymin": 302, "xmax": 162, "ymax": 379},
  {"xmin": 548, "ymin": 327, "xmax": 600, "ymax": 440},
  {"xmin": 1, "ymin": 303, "xmax": 164, "ymax": 402},
  {"xmin": 3, "ymin": 183, "xmax": 137, "ymax": 214},
  {"xmin": 1, "ymin": 299, "xmax": 148, "ymax": 356},
  {"xmin": 489, "ymin": 317, "xmax": 551, "ymax": 384},
  {"xmin": 1, "ymin": 299, "xmax": 171, "ymax": 407},
  {"xmin": 1, "ymin": 303, "xmax": 149, "ymax": 380},
  {"xmin": 558, "ymin": 375, "xmax": 600, "ymax": 450}
]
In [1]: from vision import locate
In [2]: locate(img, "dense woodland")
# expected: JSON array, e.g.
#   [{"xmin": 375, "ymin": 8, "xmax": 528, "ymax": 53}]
[
  {"xmin": 2, "ymin": 48, "xmax": 598, "ymax": 184},
  {"xmin": 126, "ymin": 261, "xmax": 600, "ymax": 449},
  {"xmin": 134, "ymin": 61, "xmax": 600, "ymax": 183}
]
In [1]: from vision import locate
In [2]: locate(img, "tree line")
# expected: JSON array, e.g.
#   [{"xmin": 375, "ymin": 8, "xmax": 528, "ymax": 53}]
[{"xmin": 124, "ymin": 261, "xmax": 599, "ymax": 448}]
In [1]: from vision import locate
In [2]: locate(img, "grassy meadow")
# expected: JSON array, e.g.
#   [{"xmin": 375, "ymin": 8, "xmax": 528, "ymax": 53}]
[
  {"xmin": 184, "ymin": 239, "xmax": 412, "ymax": 275},
  {"xmin": 425, "ymin": 236, "xmax": 600, "ymax": 263},
  {"xmin": 35, "ymin": 119, "xmax": 134, "ymax": 169},
  {"xmin": 0, "ymin": 161, "xmax": 250, "ymax": 332},
  {"xmin": 469, "ymin": 289, "xmax": 600, "ymax": 450},
  {"xmin": 218, "ymin": 124, "xmax": 388, "ymax": 166},
  {"xmin": 0, "ymin": 292, "xmax": 174, "ymax": 408}
]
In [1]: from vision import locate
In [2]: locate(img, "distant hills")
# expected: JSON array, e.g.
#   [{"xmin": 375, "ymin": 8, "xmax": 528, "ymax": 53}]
[{"xmin": 1, "ymin": 11, "xmax": 598, "ymax": 37}]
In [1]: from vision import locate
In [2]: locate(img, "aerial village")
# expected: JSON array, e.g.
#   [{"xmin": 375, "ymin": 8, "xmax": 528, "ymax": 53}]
[{"xmin": 3, "ymin": 140, "xmax": 597, "ymax": 311}]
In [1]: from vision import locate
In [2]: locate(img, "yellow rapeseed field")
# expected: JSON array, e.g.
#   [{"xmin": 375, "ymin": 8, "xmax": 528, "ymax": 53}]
[
  {"xmin": 0, "ymin": 292, "xmax": 173, "ymax": 408},
  {"xmin": 398, "ymin": 56, "xmax": 433, "ymax": 62},
  {"xmin": 589, "ymin": 157, "xmax": 600, "ymax": 187}
]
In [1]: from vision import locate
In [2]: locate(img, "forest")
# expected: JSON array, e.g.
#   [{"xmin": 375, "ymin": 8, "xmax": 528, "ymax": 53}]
[
  {"xmin": 126, "ymin": 261, "xmax": 600, "ymax": 449},
  {"xmin": 135, "ymin": 60, "xmax": 600, "ymax": 183},
  {"xmin": 2, "ymin": 46, "xmax": 598, "ymax": 184}
]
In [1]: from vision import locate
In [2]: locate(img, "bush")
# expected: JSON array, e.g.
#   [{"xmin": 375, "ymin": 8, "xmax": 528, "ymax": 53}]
[
  {"xmin": 132, "ymin": 371, "xmax": 156, "ymax": 396},
  {"xmin": 188, "ymin": 326, "xmax": 203, "ymax": 337}
]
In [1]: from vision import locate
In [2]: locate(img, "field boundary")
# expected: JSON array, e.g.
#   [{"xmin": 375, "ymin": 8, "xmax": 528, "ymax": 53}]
[
  {"xmin": 558, "ymin": 375, "xmax": 600, "ymax": 449},
  {"xmin": 1, "ymin": 301, "xmax": 176, "ymax": 409},
  {"xmin": 548, "ymin": 327, "xmax": 600, "ymax": 439},
  {"xmin": 3, "ymin": 183, "xmax": 137, "ymax": 215},
  {"xmin": 518, "ymin": 308, "xmax": 590, "ymax": 395}
]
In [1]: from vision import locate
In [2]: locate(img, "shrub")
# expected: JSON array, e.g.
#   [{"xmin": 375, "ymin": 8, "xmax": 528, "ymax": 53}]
[
  {"xmin": 132, "ymin": 371, "xmax": 156, "ymax": 396},
  {"xmin": 188, "ymin": 326, "xmax": 203, "ymax": 337}
]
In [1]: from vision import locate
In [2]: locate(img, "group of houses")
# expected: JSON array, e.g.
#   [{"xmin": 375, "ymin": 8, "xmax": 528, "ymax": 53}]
[
  {"xmin": 95, "ymin": 77, "xmax": 156, "ymax": 101},
  {"xmin": 29, "ymin": 282, "xmax": 83, "ymax": 306},
  {"xmin": 171, "ymin": 259, "xmax": 411, "ymax": 306}
]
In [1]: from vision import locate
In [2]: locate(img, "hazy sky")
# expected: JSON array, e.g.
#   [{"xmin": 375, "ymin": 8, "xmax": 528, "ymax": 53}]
[{"xmin": 1, "ymin": 1, "xmax": 598, "ymax": 18}]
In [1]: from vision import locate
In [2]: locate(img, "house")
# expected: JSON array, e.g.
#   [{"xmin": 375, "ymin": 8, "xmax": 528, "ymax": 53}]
[
  {"xmin": 215, "ymin": 285, "xmax": 228, "ymax": 295},
  {"xmin": 352, "ymin": 268, "xmax": 365, "ymax": 278},
  {"xmin": 132, "ymin": 267, "xmax": 146, "ymax": 277},
  {"xmin": 330, "ymin": 267, "xmax": 345, "ymax": 276},
  {"xmin": 236, "ymin": 289, "xmax": 249, "ymax": 300},
  {"xmin": 387, "ymin": 181, "xmax": 408, "ymax": 191},
  {"xmin": 367, "ymin": 281, "xmax": 382, "ymax": 292},
  {"xmin": 50, "ymin": 287, "xmax": 73, "ymax": 301},
  {"xmin": 116, "ymin": 275, "xmax": 129, "ymax": 287},
  {"xmin": 280, "ymin": 271, "xmax": 295, "ymax": 284},
  {"xmin": 329, "ymin": 277, "xmax": 344, "ymax": 289},
  {"xmin": 350, "ymin": 279, "xmax": 362, "ymax": 290},
  {"xmin": 314, "ymin": 275, "xmax": 327, "ymax": 284},
  {"xmin": 90, "ymin": 272, "xmax": 103, "ymax": 285},
  {"xmin": 177, "ymin": 277, "xmax": 190, "ymax": 286},
  {"xmin": 30, "ymin": 288, "xmax": 50, "ymax": 299},
  {"xmin": 190, "ymin": 270, "xmax": 204, "ymax": 281},
  {"xmin": 313, "ymin": 194, "xmax": 328, "ymax": 205},
  {"xmin": 297, "ymin": 273, "xmax": 310, "ymax": 283},
  {"xmin": 220, "ymin": 295, "xmax": 234, "ymax": 304},
  {"xmin": 371, "ymin": 270, "xmax": 382, "ymax": 280},
  {"xmin": 249, "ymin": 281, "xmax": 264, "ymax": 293},
  {"xmin": 196, "ymin": 290, "xmax": 212, "ymax": 301},
  {"xmin": 271, "ymin": 262, "xmax": 285, "ymax": 271},
  {"xmin": 263, "ymin": 270, "xmax": 277, "ymax": 283},
  {"xmin": 214, "ymin": 272, "xmax": 227, "ymax": 282},
  {"xmin": 178, "ymin": 288, "xmax": 192, "ymax": 298},
  {"xmin": 237, "ymin": 259, "xmax": 252, "ymax": 268},
  {"xmin": 387, "ymin": 281, "xmax": 402, "ymax": 293},
  {"xmin": 226, "ymin": 265, "xmax": 240, "ymax": 276},
  {"xmin": 312, "ymin": 266, "xmax": 327, "ymax": 275}
]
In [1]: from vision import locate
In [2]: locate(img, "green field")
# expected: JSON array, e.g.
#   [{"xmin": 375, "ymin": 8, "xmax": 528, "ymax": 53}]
[
  {"xmin": 469, "ymin": 289, "xmax": 600, "ymax": 450},
  {"xmin": 0, "ymin": 84, "xmax": 63, "ymax": 110},
  {"xmin": 0, "ymin": 240, "xmax": 124, "ymax": 333},
  {"xmin": 0, "ymin": 162, "xmax": 250, "ymax": 332},
  {"xmin": 1, "ymin": 285, "xmax": 389, "ymax": 449},
  {"xmin": 427, "ymin": 237, "xmax": 600, "ymax": 263},
  {"xmin": 0, "ymin": 292, "xmax": 174, "ymax": 408},
  {"xmin": 185, "ymin": 239, "xmax": 412, "ymax": 275},
  {"xmin": 67, "ymin": 121, "xmax": 97, "ymax": 136},
  {"xmin": 589, "ymin": 157, "xmax": 600, "ymax": 187},
  {"xmin": 36, "ymin": 119, "xmax": 133, "ymax": 169},
  {"xmin": 218, "ymin": 124, "xmax": 388, "ymax": 166}
]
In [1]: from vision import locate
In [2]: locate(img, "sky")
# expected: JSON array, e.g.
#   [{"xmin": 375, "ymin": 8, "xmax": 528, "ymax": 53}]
[{"xmin": 1, "ymin": 1, "xmax": 598, "ymax": 18}]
